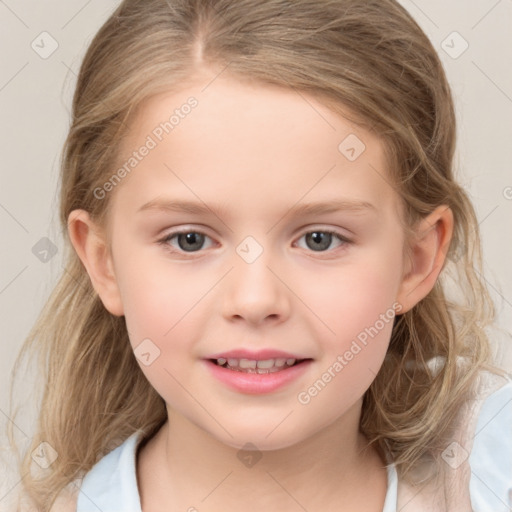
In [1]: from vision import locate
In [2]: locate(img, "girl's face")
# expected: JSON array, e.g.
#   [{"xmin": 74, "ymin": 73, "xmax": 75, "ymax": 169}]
[{"xmin": 93, "ymin": 75, "xmax": 412, "ymax": 450}]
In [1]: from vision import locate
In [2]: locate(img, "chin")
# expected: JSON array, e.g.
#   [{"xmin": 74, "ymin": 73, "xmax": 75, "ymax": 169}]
[{"xmin": 210, "ymin": 425, "xmax": 308, "ymax": 452}]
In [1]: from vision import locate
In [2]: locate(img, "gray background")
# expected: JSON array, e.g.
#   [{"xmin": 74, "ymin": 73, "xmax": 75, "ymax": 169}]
[{"xmin": 1, "ymin": 0, "xmax": 511, "ymax": 503}]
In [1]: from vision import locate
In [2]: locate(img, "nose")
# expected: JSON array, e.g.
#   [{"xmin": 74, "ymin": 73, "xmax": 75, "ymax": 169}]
[{"xmin": 221, "ymin": 247, "xmax": 291, "ymax": 327}]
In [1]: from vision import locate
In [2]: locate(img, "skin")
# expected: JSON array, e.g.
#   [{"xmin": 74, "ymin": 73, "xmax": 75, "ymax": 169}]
[{"xmin": 68, "ymin": 70, "xmax": 453, "ymax": 511}]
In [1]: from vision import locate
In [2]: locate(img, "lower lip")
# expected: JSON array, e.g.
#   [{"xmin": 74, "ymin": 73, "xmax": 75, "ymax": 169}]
[{"xmin": 203, "ymin": 359, "xmax": 312, "ymax": 394}]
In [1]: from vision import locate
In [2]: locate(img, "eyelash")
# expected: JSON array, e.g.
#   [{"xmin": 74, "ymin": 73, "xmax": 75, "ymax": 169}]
[{"xmin": 157, "ymin": 228, "xmax": 352, "ymax": 257}]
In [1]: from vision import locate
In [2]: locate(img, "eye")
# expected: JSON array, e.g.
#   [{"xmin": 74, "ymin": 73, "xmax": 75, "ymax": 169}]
[
  {"xmin": 295, "ymin": 230, "xmax": 351, "ymax": 253},
  {"xmin": 158, "ymin": 230, "xmax": 215, "ymax": 253},
  {"xmin": 157, "ymin": 228, "xmax": 352, "ymax": 256}
]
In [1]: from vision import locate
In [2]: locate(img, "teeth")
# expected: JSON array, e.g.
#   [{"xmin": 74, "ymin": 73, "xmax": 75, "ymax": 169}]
[
  {"xmin": 257, "ymin": 359, "xmax": 275, "ymax": 369},
  {"xmin": 239, "ymin": 358, "xmax": 257, "ymax": 369},
  {"xmin": 215, "ymin": 357, "xmax": 300, "ymax": 372}
]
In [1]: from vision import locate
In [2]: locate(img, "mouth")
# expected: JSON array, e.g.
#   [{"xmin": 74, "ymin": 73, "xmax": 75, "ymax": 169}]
[
  {"xmin": 208, "ymin": 357, "xmax": 311, "ymax": 374},
  {"xmin": 204, "ymin": 352, "xmax": 314, "ymax": 394}
]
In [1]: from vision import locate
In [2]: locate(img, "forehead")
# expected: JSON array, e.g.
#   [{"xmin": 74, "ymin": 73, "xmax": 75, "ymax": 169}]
[{"xmin": 108, "ymin": 73, "xmax": 401, "ymax": 225}]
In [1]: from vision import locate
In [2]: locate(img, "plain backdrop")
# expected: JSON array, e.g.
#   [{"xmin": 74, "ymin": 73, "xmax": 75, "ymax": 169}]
[{"xmin": 0, "ymin": 0, "xmax": 511, "ymax": 501}]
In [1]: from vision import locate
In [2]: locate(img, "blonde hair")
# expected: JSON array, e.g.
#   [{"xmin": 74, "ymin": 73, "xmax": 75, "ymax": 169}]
[{"xmin": 7, "ymin": 0, "xmax": 507, "ymax": 509}]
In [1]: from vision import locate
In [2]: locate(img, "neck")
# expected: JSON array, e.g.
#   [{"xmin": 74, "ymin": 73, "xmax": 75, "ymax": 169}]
[{"xmin": 137, "ymin": 400, "xmax": 388, "ymax": 512}]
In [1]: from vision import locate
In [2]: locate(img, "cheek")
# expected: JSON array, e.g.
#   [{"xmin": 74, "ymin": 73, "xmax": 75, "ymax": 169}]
[
  {"xmin": 308, "ymin": 248, "xmax": 403, "ymax": 345},
  {"xmin": 114, "ymin": 245, "xmax": 206, "ymax": 344},
  {"xmin": 296, "ymin": 266, "xmax": 399, "ymax": 416},
  {"xmin": 296, "ymin": 243, "xmax": 403, "ymax": 407},
  {"xmin": 115, "ymin": 261, "xmax": 204, "ymax": 402}
]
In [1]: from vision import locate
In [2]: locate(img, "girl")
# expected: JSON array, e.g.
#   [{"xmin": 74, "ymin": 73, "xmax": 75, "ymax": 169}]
[{"xmin": 6, "ymin": 0, "xmax": 511, "ymax": 511}]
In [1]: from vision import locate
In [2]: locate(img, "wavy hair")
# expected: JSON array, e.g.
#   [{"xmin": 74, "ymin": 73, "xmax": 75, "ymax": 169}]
[{"xmin": 7, "ymin": 0, "xmax": 507, "ymax": 509}]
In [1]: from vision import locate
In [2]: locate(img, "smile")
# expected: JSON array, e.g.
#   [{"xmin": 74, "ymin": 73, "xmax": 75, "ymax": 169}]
[
  {"xmin": 212, "ymin": 357, "xmax": 304, "ymax": 374},
  {"xmin": 205, "ymin": 358, "xmax": 313, "ymax": 394}
]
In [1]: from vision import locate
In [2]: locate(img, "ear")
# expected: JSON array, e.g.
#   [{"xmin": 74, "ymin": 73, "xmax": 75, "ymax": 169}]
[
  {"xmin": 67, "ymin": 209, "xmax": 124, "ymax": 316},
  {"xmin": 396, "ymin": 205, "xmax": 454, "ymax": 314}
]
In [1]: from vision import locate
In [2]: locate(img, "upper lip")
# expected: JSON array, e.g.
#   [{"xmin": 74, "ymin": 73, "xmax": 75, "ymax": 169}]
[{"xmin": 206, "ymin": 349, "xmax": 310, "ymax": 361}]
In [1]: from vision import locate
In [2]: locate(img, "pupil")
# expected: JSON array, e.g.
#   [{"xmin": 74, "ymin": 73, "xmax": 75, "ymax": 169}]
[
  {"xmin": 178, "ymin": 232, "xmax": 204, "ymax": 252},
  {"xmin": 307, "ymin": 232, "xmax": 331, "ymax": 251}
]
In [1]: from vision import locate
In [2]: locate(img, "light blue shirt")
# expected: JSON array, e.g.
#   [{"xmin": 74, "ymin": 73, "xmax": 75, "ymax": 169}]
[{"xmin": 76, "ymin": 380, "xmax": 511, "ymax": 512}]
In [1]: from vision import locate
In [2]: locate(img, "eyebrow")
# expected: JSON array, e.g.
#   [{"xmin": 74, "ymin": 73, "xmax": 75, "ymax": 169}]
[{"xmin": 137, "ymin": 197, "xmax": 377, "ymax": 218}]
